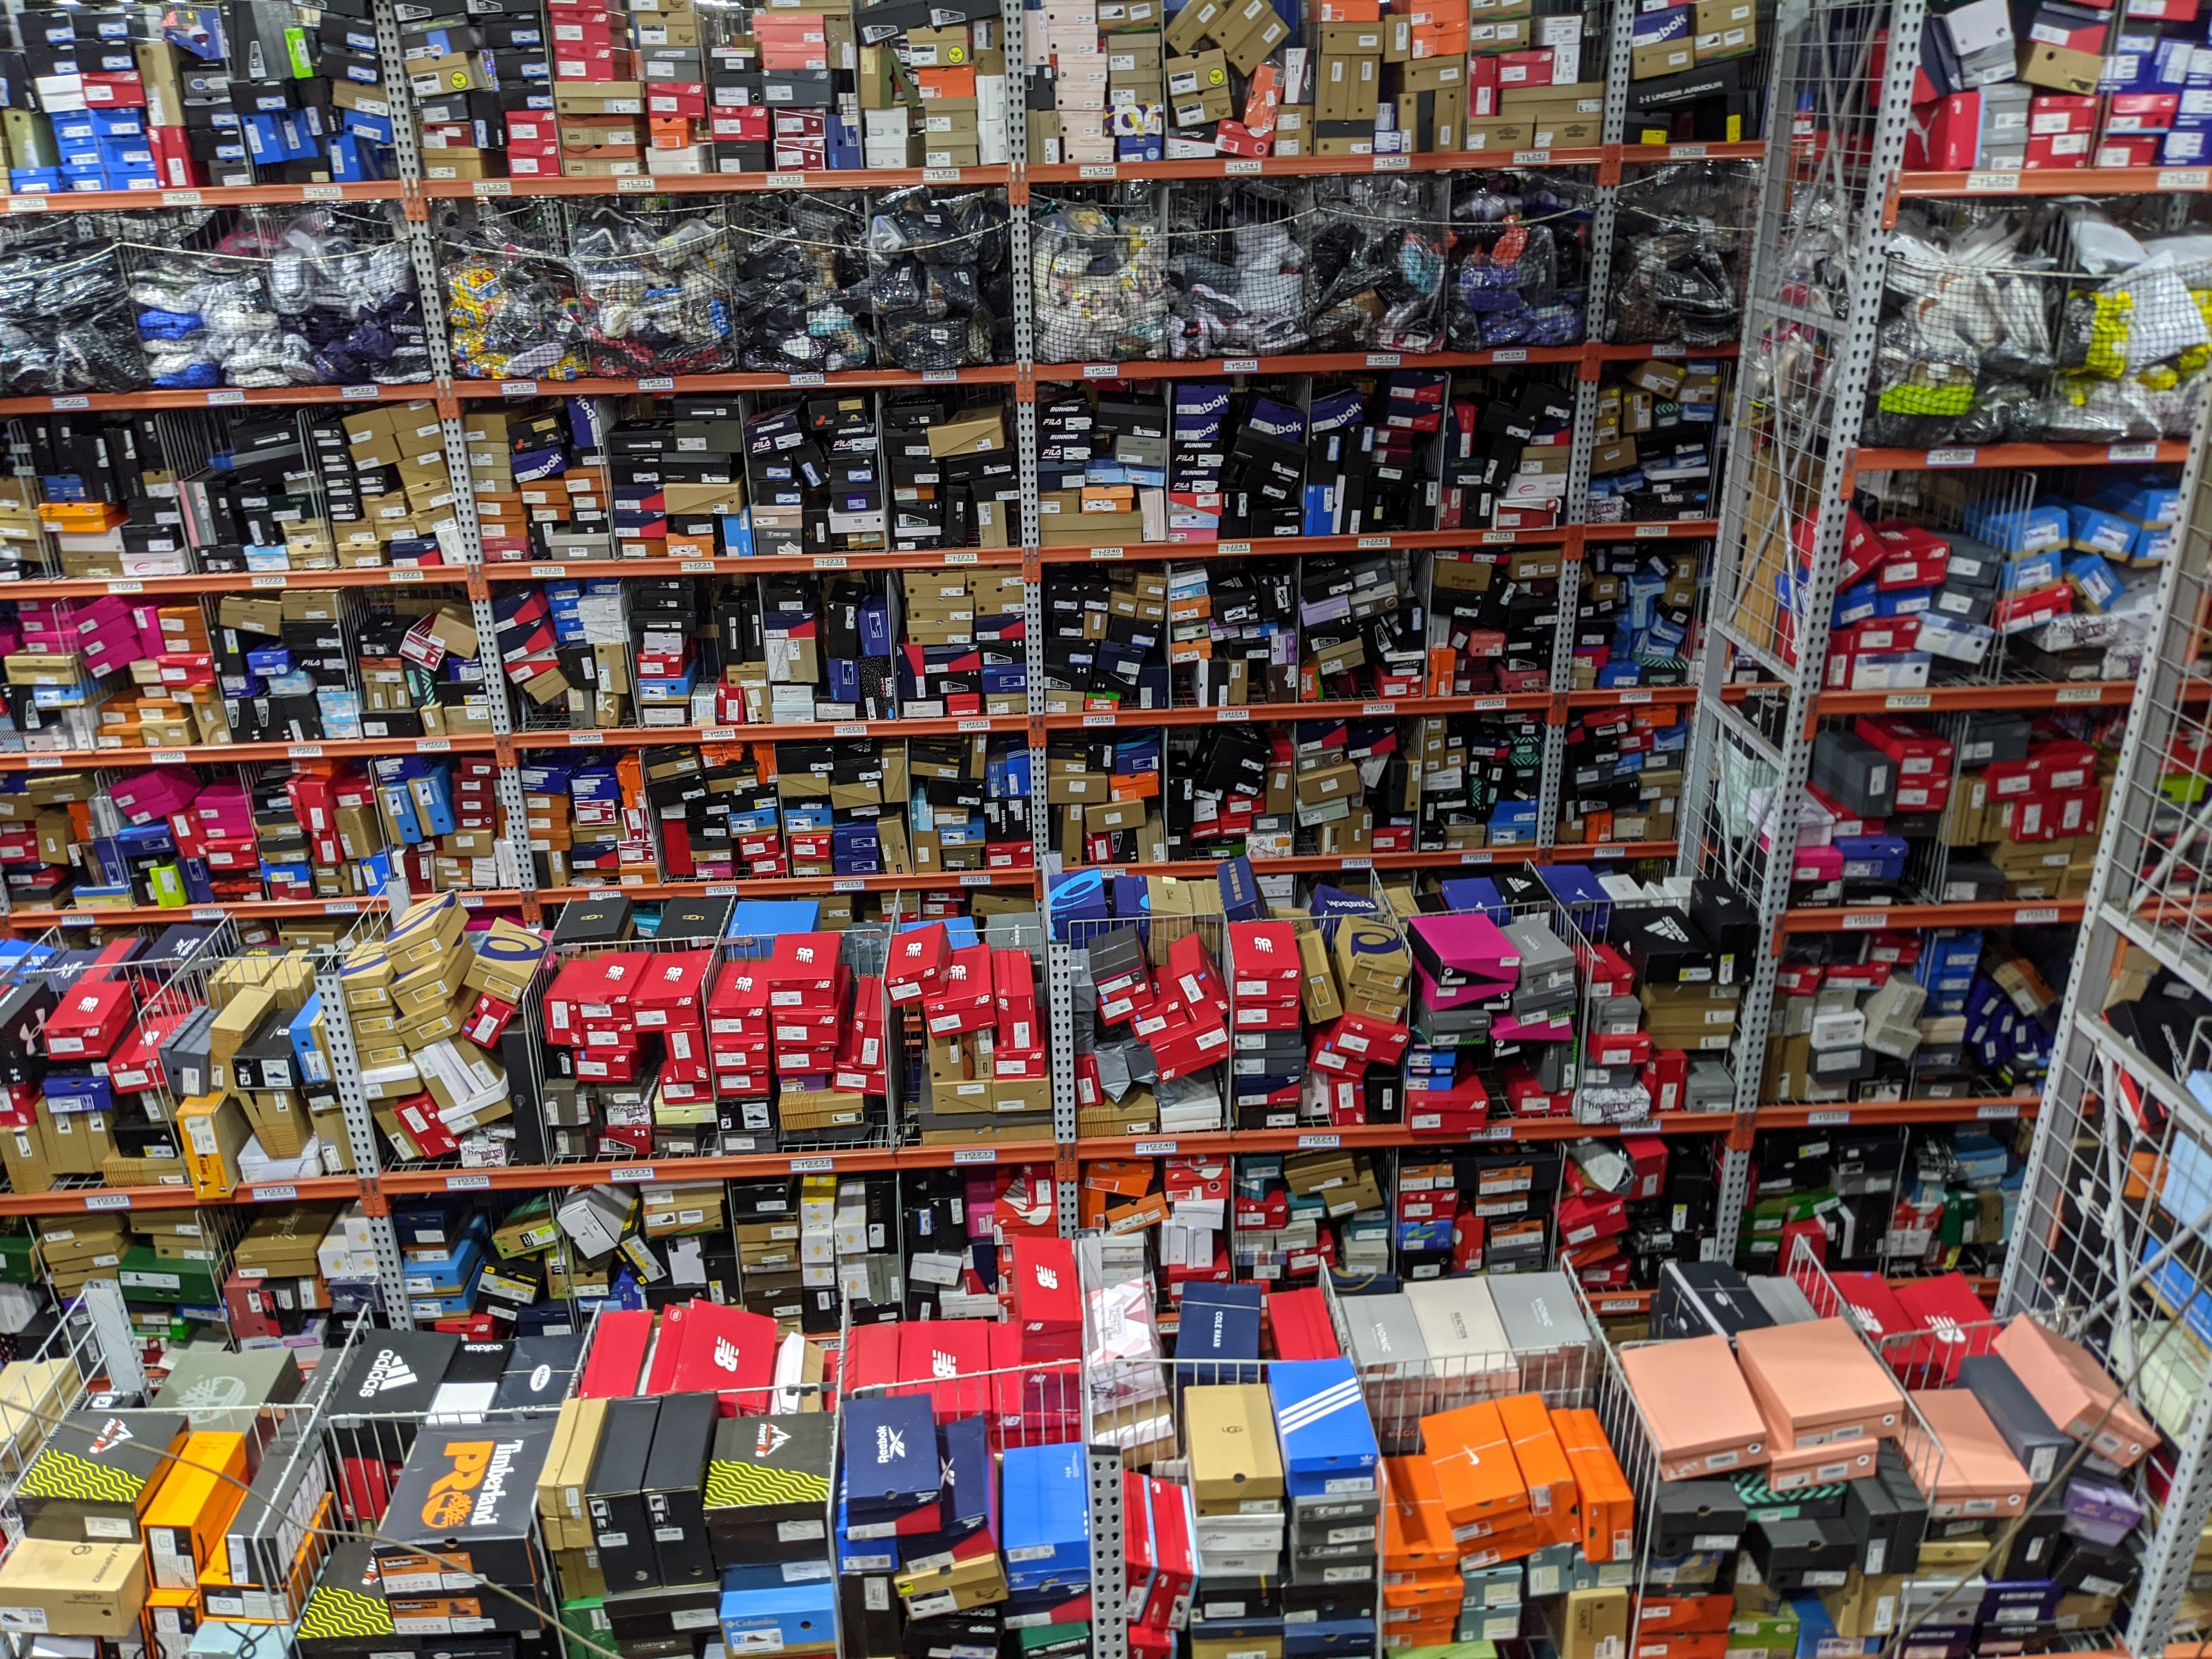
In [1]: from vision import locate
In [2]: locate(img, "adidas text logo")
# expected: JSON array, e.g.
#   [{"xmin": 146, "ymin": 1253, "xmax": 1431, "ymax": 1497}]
[{"xmin": 360, "ymin": 1351, "xmax": 419, "ymax": 1396}]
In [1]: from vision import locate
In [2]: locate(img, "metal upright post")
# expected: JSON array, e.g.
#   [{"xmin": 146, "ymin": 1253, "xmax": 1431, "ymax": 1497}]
[
  {"xmin": 314, "ymin": 961, "xmax": 415, "ymax": 1327},
  {"xmin": 1674, "ymin": 0, "xmax": 1931, "ymax": 1254}
]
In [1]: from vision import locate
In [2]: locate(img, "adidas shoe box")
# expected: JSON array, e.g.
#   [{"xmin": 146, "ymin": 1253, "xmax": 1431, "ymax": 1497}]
[{"xmin": 328, "ymin": 1330, "xmax": 459, "ymax": 1463}]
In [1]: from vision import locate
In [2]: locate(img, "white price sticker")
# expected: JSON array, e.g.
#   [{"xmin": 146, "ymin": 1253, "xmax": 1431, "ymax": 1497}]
[
  {"xmin": 252, "ymin": 1186, "xmax": 298, "ymax": 1201},
  {"xmin": 1225, "ymin": 159, "xmax": 1262, "ymax": 174},
  {"xmin": 569, "ymin": 731, "xmax": 605, "ymax": 745},
  {"xmin": 1133, "ymin": 1140, "xmax": 1177, "ymax": 1156},
  {"xmin": 2107, "ymin": 443, "xmax": 2158, "ymax": 462},
  {"xmin": 1977, "ymin": 1103, "xmax": 2021, "ymax": 1120},
  {"xmin": 1083, "ymin": 363, "xmax": 1119, "ymax": 379},
  {"xmin": 2159, "ymin": 168, "xmax": 2210, "ymax": 190},
  {"xmin": 207, "ymin": 390, "xmax": 245, "ymax": 406},
  {"xmin": 1215, "ymin": 707, "xmax": 1249, "ymax": 721},
  {"xmin": 1841, "ymin": 912, "xmax": 1889, "ymax": 930},
  {"xmin": 2055, "ymin": 686, "xmax": 2104, "ymax": 704},
  {"xmin": 473, "ymin": 179, "xmax": 514, "ymax": 196},
  {"xmin": 86, "ymin": 1193, "xmax": 131, "ymax": 1210},
  {"xmin": 637, "ymin": 376, "xmax": 675, "ymax": 392},
  {"xmin": 952, "ymin": 1147, "xmax": 996, "ymax": 1164},
  {"xmin": 447, "ymin": 1175, "xmax": 491, "ymax": 1191},
  {"xmin": 1079, "ymin": 163, "xmax": 1119, "ymax": 179},
  {"xmin": 1298, "ymin": 1133, "xmax": 1340, "ymax": 1149},
  {"xmin": 1926, "ymin": 447, "xmax": 1976, "ymax": 466},
  {"xmin": 612, "ymin": 1166, "xmax": 657, "ymax": 1183},
  {"xmin": 1090, "ymin": 546, "xmax": 1124, "ymax": 560},
  {"xmin": 288, "ymin": 745, "xmax": 324, "ymax": 759},
  {"xmin": 1884, "ymin": 693, "xmax": 1932, "ymax": 709},
  {"xmin": 1808, "ymin": 1110, "xmax": 1851, "ymax": 1126},
  {"xmin": 1365, "ymin": 352, "xmax": 1402, "ymax": 367},
  {"xmin": 162, "ymin": 189, "xmax": 205, "ymax": 206},
  {"xmin": 791, "ymin": 1156, "xmax": 834, "ymax": 1172},
  {"xmin": 1371, "ymin": 153, "xmax": 1410, "ymax": 170},
  {"xmin": 2014, "ymin": 907, "xmax": 2061, "ymax": 924},
  {"xmin": 1224, "ymin": 358, "xmax": 1260, "ymax": 374},
  {"xmin": 500, "ymin": 381, "xmax": 537, "ymax": 398},
  {"xmin": 1965, "ymin": 171, "xmax": 2020, "ymax": 192}
]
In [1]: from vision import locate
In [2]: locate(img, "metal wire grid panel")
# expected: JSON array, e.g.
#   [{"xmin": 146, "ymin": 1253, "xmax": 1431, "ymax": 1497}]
[{"xmin": 1321, "ymin": 1271, "xmax": 1605, "ymax": 1460}]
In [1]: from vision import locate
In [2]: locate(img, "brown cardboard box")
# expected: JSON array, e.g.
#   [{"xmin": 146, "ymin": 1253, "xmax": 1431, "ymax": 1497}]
[
  {"xmin": 1183, "ymin": 1385, "xmax": 1284, "ymax": 1513},
  {"xmin": 0, "ymin": 1538, "xmax": 146, "ymax": 1636}
]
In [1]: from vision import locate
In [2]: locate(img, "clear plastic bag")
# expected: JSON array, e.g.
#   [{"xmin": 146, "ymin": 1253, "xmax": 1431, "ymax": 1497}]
[
  {"xmin": 436, "ymin": 201, "xmax": 591, "ymax": 381},
  {"xmin": 1609, "ymin": 161, "xmax": 1754, "ymax": 346},
  {"xmin": 0, "ymin": 222, "xmax": 145, "ymax": 394},
  {"xmin": 264, "ymin": 206, "xmax": 431, "ymax": 385},
  {"xmin": 1305, "ymin": 176, "xmax": 1448, "ymax": 353},
  {"xmin": 1031, "ymin": 191, "xmax": 1169, "ymax": 363},
  {"xmin": 571, "ymin": 204, "xmax": 735, "ymax": 377},
  {"xmin": 866, "ymin": 187, "xmax": 1009, "ymax": 370},
  {"xmin": 1163, "ymin": 182, "xmax": 1309, "ymax": 359},
  {"xmin": 1447, "ymin": 172, "xmax": 1589, "ymax": 351},
  {"xmin": 730, "ymin": 194, "xmax": 872, "ymax": 374}
]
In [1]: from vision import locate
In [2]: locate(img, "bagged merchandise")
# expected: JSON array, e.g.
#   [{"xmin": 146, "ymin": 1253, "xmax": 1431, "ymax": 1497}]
[
  {"xmin": 571, "ymin": 204, "xmax": 736, "ymax": 377},
  {"xmin": 132, "ymin": 206, "xmax": 428, "ymax": 390},
  {"xmin": 1608, "ymin": 161, "xmax": 1755, "ymax": 347},
  {"xmin": 1447, "ymin": 172, "xmax": 1593, "ymax": 352},
  {"xmin": 1031, "ymin": 190, "xmax": 1170, "ymax": 364},
  {"xmin": 1305, "ymin": 176, "xmax": 1450, "ymax": 354},
  {"xmin": 729, "ymin": 195, "xmax": 873, "ymax": 374},
  {"xmin": 0, "ymin": 221, "xmax": 144, "ymax": 396},
  {"xmin": 437, "ymin": 201, "xmax": 591, "ymax": 382},
  {"xmin": 865, "ymin": 187, "xmax": 1011, "ymax": 370},
  {"xmin": 1163, "ymin": 182, "xmax": 1308, "ymax": 359},
  {"xmin": 1867, "ymin": 204, "xmax": 2212, "ymax": 448}
]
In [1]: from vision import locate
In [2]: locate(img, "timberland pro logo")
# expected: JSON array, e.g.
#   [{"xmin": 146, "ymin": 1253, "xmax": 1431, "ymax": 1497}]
[{"xmin": 421, "ymin": 1441, "xmax": 494, "ymax": 1529}]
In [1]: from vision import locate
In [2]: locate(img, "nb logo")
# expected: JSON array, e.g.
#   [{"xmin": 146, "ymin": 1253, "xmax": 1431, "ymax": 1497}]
[
  {"xmin": 932, "ymin": 1351, "xmax": 959, "ymax": 1378},
  {"xmin": 714, "ymin": 1337, "xmax": 740, "ymax": 1371},
  {"xmin": 1035, "ymin": 1266, "xmax": 1058, "ymax": 1290}
]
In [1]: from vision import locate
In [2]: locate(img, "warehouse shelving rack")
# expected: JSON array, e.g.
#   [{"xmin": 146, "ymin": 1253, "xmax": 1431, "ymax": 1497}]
[
  {"xmin": 1660, "ymin": 0, "xmax": 2212, "ymax": 1280},
  {"xmin": 0, "ymin": 0, "xmax": 2123, "ymax": 1342}
]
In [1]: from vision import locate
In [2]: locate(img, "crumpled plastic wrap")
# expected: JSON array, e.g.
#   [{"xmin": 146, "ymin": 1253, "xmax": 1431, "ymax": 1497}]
[
  {"xmin": 436, "ymin": 201, "xmax": 590, "ymax": 381},
  {"xmin": 134, "ymin": 206, "xmax": 428, "ymax": 388},
  {"xmin": 730, "ymin": 194, "xmax": 872, "ymax": 374},
  {"xmin": 571, "ymin": 205, "xmax": 735, "ymax": 376},
  {"xmin": 1860, "ymin": 202, "xmax": 2212, "ymax": 445},
  {"xmin": 1447, "ymin": 172, "xmax": 1592, "ymax": 351},
  {"xmin": 867, "ymin": 186, "xmax": 1009, "ymax": 370},
  {"xmin": 1163, "ymin": 183, "xmax": 1310, "ymax": 359},
  {"xmin": 0, "ymin": 222, "xmax": 143, "ymax": 394},
  {"xmin": 1305, "ymin": 176, "xmax": 1448, "ymax": 353},
  {"xmin": 1609, "ymin": 161, "xmax": 1753, "ymax": 347},
  {"xmin": 1032, "ymin": 192, "xmax": 1169, "ymax": 363}
]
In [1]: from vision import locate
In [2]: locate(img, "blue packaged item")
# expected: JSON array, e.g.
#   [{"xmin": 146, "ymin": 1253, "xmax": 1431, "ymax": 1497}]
[
  {"xmin": 43, "ymin": 1073, "xmax": 115, "ymax": 1114},
  {"xmin": 2064, "ymin": 553, "xmax": 2121, "ymax": 611},
  {"xmin": 1832, "ymin": 836, "xmax": 1908, "ymax": 881},
  {"xmin": 1284, "ymin": 1620, "xmax": 1379, "ymax": 1659},
  {"xmin": 1962, "ymin": 501, "xmax": 2066, "ymax": 555},
  {"xmin": 1267, "ymin": 1358, "xmax": 1378, "ymax": 1498},
  {"xmin": 844, "ymin": 1396, "xmax": 939, "ymax": 1517},
  {"xmin": 1217, "ymin": 855, "xmax": 1263, "ymax": 921},
  {"xmin": 1178, "ymin": 1282, "xmax": 1263, "ymax": 1386},
  {"xmin": 1535, "ymin": 864, "xmax": 1607, "ymax": 929},
  {"xmin": 719, "ymin": 1579, "xmax": 837, "ymax": 1654},
  {"xmin": 1999, "ymin": 548, "xmax": 2061, "ymax": 591},
  {"xmin": 999, "ymin": 1443, "xmax": 1091, "ymax": 1591},
  {"xmin": 2063, "ymin": 503, "xmax": 2134, "ymax": 557}
]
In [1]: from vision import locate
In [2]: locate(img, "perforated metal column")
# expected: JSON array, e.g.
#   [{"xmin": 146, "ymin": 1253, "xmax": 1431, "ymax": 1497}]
[{"xmin": 314, "ymin": 962, "xmax": 414, "ymax": 1327}]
